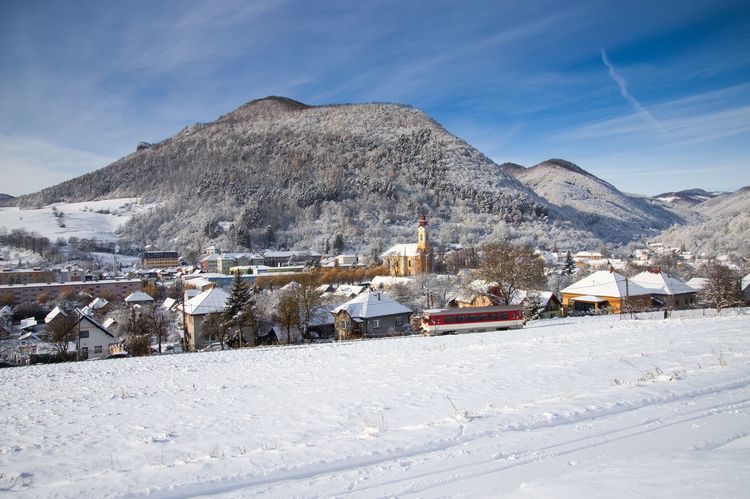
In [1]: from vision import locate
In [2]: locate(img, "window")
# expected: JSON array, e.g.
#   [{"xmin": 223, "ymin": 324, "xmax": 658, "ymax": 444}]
[
  {"xmin": 372, "ymin": 319, "xmax": 382, "ymax": 329},
  {"xmin": 94, "ymin": 345, "xmax": 102, "ymax": 354},
  {"xmin": 395, "ymin": 316, "xmax": 404, "ymax": 325},
  {"xmin": 80, "ymin": 347, "xmax": 88, "ymax": 357},
  {"xmin": 79, "ymin": 331, "xmax": 89, "ymax": 339}
]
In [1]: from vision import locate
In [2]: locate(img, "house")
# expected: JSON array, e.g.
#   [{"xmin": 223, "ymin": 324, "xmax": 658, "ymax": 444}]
[
  {"xmin": 447, "ymin": 280, "xmax": 499, "ymax": 308},
  {"xmin": 180, "ymin": 287, "xmax": 233, "ymax": 351},
  {"xmin": 370, "ymin": 275, "xmax": 413, "ymax": 289},
  {"xmin": 74, "ymin": 313, "xmax": 118, "ymax": 360},
  {"xmin": 0, "ymin": 279, "xmax": 142, "ymax": 305},
  {"xmin": 511, "ymin": 290, "xmax": 563, "ymax": 319},
  {"xmin": 331, "ymin": 290, "xmax": 412, "ymax": 340},
  {"xmin": 561, "ymin": 269, "xmax": 652, "ymax": 315},
  {"xmin": 124, "ymin": 291, "xmax": 155, "ymax": 306},
  {"xmin": 742, "ymin": 274, "xmax": 750, "ymax": 304},
  {"xmin": 201, "ymin": 253, "xmax": 220, "ymax": 273},
  {"xmin": 45, "ymin": 308, "xmax": 117, "ymax": 360},
  {"xmin": 381, "ymin": 215, "xmax": 432, "ymax": 277},
  {"xmin": 262, "ymin": 249, "xmax": 322, "ymax": 267},
  {"xmin": 629, "ymin": 269, "xmax": 698, "ymax": 309}
]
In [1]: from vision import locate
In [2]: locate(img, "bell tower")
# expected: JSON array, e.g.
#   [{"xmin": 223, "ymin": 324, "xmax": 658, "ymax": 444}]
[{"xmin": 417, "ymin": 214, "xmax": 428, "ymax": 252}]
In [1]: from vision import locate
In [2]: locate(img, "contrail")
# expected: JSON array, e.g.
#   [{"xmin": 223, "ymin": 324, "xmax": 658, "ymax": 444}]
[{"xmin": 601, "ymin": 48, "xmax": 667, "ymax": 133}]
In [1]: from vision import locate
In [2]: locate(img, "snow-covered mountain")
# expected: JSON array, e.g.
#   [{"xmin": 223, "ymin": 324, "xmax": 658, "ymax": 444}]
[
  {"xmin": 500, "ymin": 159, "xmax": 684, "ymax": 244},
  {"xmin": 654, "ymin": 188, "xmax": 722, "ymax": 208},
  {"xmin": 655, "ymin": 186, "xmax": 750, "ymax": 255},
  {"xmin": 7, "ymin": 96, "xmax": 738, "ymax": 254}
]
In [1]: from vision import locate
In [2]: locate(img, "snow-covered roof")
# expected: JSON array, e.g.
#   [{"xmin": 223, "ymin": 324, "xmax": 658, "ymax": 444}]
[
  {"xmin": 183, "ymin": 287, "xmax": 229, "ymax": 315},
  {"xmin": 381, "ymin": 243, "xmax": 419, "ymax": 258},
  {"xmin": 162, "ymin": 297, "xmax": 177, "ymax": 310},
  {"xmin": 569, "ymin": 295, "xmax": 607, "ymax": 303},
  {"xmin": 686, "ymin": 277, "xmax": 708, "ymax": 291},
  {"xmin": 510, "ymin": 290, "xmax": 559, "ymax": 307},
  {"xmin": 0, "ymin": 305, "xmax": 13, "ymax": 316},
  {"xmin": 20, "ymin": 317, "xmax": 38, "ymax": 330},
  {"xmin": 88, "ymin": 297, "xmax": 109, "ymax": 309},
  {"xmin": 331, "ymin": 290, "xmax": 412, "ymax": 319},
  {"xmin": 102, "ymin": 317, "xmax": 116, "ymax": 329},
  {"xmin": 561, "ymin": 270, "xmax": 652, "ymax": 298},
  {"xmin": 742, "ymin": 274, "xmax": 750, "ymax": 291},
  {"xmin": 124, "ymin": 291, "xmax": 155, "ymax": 303},
  {"xmin": 44, "ymin": 306, "xmax": 66, "ymax": 324},
  {"xmin": 370, "ymin": 275, "xmax": 413, "ymax": 288},
  {"xmin": 630, "ymin": 271, "xmax": 696, "ymax": 296}
]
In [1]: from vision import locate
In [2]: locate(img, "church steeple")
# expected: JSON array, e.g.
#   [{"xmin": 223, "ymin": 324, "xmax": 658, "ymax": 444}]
[{"xmin": 417, "ymin": 214, "xmax": 428, "ymax": 252}]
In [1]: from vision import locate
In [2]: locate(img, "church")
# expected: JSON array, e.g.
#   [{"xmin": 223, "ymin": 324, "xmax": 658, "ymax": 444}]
[{"xmin": 380, "ymin": 215, "xmax": 433, "ymax": 276}]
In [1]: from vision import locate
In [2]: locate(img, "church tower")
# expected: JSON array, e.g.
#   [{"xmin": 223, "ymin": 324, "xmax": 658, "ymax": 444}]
[{"xmin": 417, "ymin": 214, "xmax": 428, "ymax": 252}]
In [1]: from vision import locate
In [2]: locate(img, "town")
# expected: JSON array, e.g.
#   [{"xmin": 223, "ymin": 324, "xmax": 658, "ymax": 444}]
[{"xmin": 1, "ymin": 215, "xmax": 748, "ymax": 366}]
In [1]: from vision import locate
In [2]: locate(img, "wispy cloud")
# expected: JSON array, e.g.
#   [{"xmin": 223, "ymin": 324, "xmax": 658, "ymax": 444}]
[{"xmin": 600, "ymin": 48, "xmax": 667, "ymax": 134}]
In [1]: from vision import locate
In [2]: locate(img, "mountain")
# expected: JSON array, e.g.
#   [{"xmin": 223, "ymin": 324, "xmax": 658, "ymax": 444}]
[
  {"xmin": 8, "ymin": 97, "xmax": 706, "ymax": 255},
  {"xmin": 0, "ymin": 194, "xmax": 14, "ymax": 203},
  {"xmin": 12, "ymin": 97, "xmax": 562, "ymax": 254},
  {"xmin": 655, "ymin": 186, "xmax": 750, "ymax": 256},
  {"xmin": 653, "ymin": 188, "xmax": 722, "ymax": 208},
  {"xmin": 500, "ymin": 159, "xmax": 684, "ymax": 244}
]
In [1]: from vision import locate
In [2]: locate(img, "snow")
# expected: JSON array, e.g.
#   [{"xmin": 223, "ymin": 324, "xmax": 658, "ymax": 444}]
[
  {"xmin": 182, "ymin": 287, "xmax": 229, "ymax": 315},
  {"xmin": 561, "ymin": 270, "xmax": 652, "ymax": 298},
  {"xmin": 331, "ymin": 289, "xmax": 412, "ymax": 318},
  {"xmin": 0, "ymin": 198, "xmax": 154, "ymax": 242},
  {"xmin": 1, "ymin": 311, "xmax": 749, "ymax": 497},
  {"xmin": 630, "ymin": 271, "xmax": 696, "ymax": 295}
]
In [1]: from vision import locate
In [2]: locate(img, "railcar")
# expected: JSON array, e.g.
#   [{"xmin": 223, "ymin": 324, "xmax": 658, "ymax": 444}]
[{"xmin": 419, "ymin": 305, "xmax": 524, "ymax": 335}]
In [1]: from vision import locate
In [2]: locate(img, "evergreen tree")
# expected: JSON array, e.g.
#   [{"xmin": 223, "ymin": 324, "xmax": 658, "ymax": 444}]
[
  {"xmin": 224, "ymin": 272, "xmax": 251, "ymax": 347},
  {"xmin": 563, "ymin": 251, "xmax": 576, "ymax": 275},
  {"xmin": 333, "ymin": 233, "xmax": 345, "ymax": 254}
]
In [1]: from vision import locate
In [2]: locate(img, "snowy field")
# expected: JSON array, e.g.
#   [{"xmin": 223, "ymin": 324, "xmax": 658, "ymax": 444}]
[
  {"xmin": 0, "ymin": 198, "xmax": 153, "ymax": 242},
  {"xmin": 1, "ymin": 313, "xmax": 749, "ymax": 498}
]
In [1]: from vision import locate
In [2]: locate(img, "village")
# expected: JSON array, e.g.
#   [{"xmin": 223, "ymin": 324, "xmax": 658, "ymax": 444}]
[{"xmin": 1, "ymin": 215, "xmax": 749, "ymax": 366}]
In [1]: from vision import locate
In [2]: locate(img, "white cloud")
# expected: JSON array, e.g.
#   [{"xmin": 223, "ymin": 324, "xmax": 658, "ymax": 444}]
[{"xmin": 0, "ymin": 135, "xmax": 114, "ymax": 195}]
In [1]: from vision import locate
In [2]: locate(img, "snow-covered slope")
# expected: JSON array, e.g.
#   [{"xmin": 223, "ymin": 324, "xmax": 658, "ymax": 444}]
[
  {"xmin": 654, "ymin": 188, "xmax": 722, "ymax": 207},
  {"xmin": 502, "ymin": 159, "xmax": 684, "ymax": 243},
  {"xmin": 656, "ymin": 186, "xmax": 750, "ymax": 256},
  {"xmin": 0, "ymin": 198, "xmax": 153, "ymax": 242},
  {"xmin": 2, "ymin": 311, "xmax": 749, "ymax": 497}
]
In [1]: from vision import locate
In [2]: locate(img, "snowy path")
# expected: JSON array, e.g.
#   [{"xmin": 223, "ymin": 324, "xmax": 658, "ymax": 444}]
[{"xmin": 1, "ymin": 313, "xmax": 749, "ymax": 497}]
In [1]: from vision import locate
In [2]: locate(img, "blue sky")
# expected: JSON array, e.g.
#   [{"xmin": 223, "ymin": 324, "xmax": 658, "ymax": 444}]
[{"xmin": 1, "ymin": 0, "xmax": 749, "ymax": 196}]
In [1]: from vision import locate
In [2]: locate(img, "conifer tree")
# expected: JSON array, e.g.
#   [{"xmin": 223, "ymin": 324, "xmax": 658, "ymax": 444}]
[
  {"xmin": 563, "ymin": 251, "xmax": 576, "ymax": 275},
  {"xmin": 225, "ymin": 272, "xmax": 251, "ymax": 347}
]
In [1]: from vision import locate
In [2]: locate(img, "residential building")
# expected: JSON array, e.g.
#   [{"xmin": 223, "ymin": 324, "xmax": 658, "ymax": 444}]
[
  {"xmin": 331, "ymin": 290, "xmax": 412, "ymax": 340},
  {"xmin": 0, "ymin": 279, "xmax": 142, "ymax": 305},
  {"xmin": 629, "ymin": 269, "xmax": 698, "ymax": 309},
  {"xmin": 561, "ymin": 269, "xmax": 652, "ymax": 315},
  {"xmin": 0, "ymin": 269, "xmax": 57, "ymax": 285},
  {"xmin": 142, "ymin": 250, "xmax": 179, "ymax": 268},
  {"xmin": 180, "ymin": 287, "xmax": 235, "ymax": 351}
]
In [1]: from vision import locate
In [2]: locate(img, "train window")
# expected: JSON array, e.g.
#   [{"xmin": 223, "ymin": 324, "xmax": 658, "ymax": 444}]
[{"xmin": 499, "ymin": 312, "xmax": 508, "ymax": 320}]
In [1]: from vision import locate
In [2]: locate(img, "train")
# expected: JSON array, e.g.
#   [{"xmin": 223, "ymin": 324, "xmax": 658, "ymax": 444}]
[{"xmin": 418, "ymin": 305, "xmax": 525, "ymax": 336}]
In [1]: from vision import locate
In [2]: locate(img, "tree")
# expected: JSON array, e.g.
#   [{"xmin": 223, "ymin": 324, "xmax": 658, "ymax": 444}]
[
  {"xmin": 563, "ymin": 251, "xmax": 576, "ymax": 275},
  {"xmin": 472, "ymin": 241, "xmax": 546, "ymax": 305},
  {"xmin": 143, "ymin": 306, "xmax": 173, "ymax": 354},
  {"xmin": 121, "ymin": 307, "xmax": 152, "ymax": 356},
  {"xmin": 333, "ymin": 233, "xmax": 345, "ymax": 254},
  {"xmin": 224, "ymin": 272, "xmax": 251, "ymax": 347},
  {"xmin": 201, "ymin": 312, "xmax": 232, "ymax": 350},
  {"xmin": 290, "ymin": 275, "xmax": 325, "ymax": 338},
  {"xmin": 700, "ymin": 264, "xmax": 742, "ymax": 315},
  {"xmin": 274, "ymin": 289, "xmax": 299, "ymax": 345},
  {"xmin": 45, "ymin": 308, "xmax": 80, "ymax": 360}
]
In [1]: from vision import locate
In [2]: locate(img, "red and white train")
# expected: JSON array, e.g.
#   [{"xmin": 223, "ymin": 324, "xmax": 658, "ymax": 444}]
[{"xmin": 419, "ymin": 305, "xmax": 525, "ymax": 336}]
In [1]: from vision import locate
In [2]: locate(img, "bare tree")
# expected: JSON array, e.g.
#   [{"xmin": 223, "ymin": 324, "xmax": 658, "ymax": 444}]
[
  {"xmin": 274, "ymin": 290, "xmax": 299, "ymax": 345},
  {"xmin": 291, "ymin": 275, "xmax": 325, "ymax": 338},
  {"xmin": 201, "ymin": 312, "xmax": 232, "ymax": 350},
  {"xmin": 121, "ymin": 307, "xmax": 152, "ymax": 356},
  {"xmin": 45, "ymin": 308, "xmax": 80, "ymax": 360},
  {"xmin": 142, "ymin": 306, "xmax": 173, "ymax": 354},
  {"xmin": 700, "ymin": 264, "xmax": 742, "ymax": 315},
  {"xmin": 472, "ymin": 241, "xmax": 546, "ymax": 305}
]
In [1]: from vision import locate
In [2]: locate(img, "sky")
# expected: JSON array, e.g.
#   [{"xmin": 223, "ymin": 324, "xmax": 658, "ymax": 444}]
[{"xmin": 1, "ymin": 0, "xmax": 749, "ymax": 197}]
